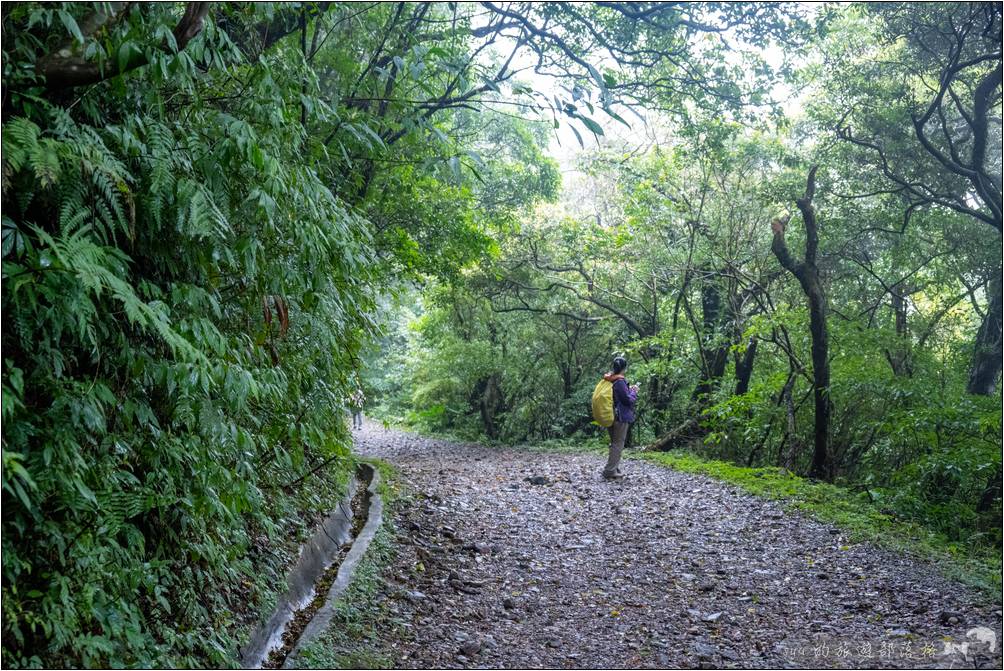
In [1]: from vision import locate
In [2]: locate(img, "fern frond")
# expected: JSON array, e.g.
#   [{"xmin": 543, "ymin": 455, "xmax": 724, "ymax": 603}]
[{"xmin": 29, "ymin": 138, "xmax": 62, "ymax": 188}]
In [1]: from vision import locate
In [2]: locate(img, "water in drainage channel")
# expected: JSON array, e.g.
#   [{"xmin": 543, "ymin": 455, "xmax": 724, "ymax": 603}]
[{"xmin": 240, "ymin": 463, "xmax": 382, "ymax": 669}]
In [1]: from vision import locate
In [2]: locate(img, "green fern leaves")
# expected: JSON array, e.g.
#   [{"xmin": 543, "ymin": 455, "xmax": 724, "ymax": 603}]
[{"xmin": 1, "ymin": 7, "xmax": 371, "ymax": 668}]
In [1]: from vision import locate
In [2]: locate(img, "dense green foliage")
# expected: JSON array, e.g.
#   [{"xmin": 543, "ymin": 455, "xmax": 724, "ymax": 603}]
[
  {"xmin": 367, "ymin": 3, "xmax": 1002, "ymax": 561},
  {"xmin": 2, "ymin": 2, "xmax": 1000, "ymax": 666},
  {"xmin": 1, "ymin": 2, "xmax": 557, "ymax": 666}
]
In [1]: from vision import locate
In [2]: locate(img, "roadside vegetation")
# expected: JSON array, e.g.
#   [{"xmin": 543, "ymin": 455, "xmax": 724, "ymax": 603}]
[{"xmin": 2, "ymin": 2, "xmax": 999, "ymax": 666}]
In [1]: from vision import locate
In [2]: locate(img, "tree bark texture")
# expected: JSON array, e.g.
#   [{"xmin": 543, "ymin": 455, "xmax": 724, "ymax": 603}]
[
  {"xmin": 967, "ymin": 269, "xmax": 1003, "ymax": 395},
  {"xmin": 770, "ymin": 166, "xmax": 831, "ymax": 480}
]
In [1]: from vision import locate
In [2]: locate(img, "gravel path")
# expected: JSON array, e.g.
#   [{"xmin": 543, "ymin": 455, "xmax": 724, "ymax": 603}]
[{"xmin": 346, "ymin": 423, "xmax": 1001, "ymax": 669}]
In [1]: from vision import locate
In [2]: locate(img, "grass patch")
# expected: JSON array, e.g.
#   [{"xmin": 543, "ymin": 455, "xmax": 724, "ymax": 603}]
[
  {"xmin": 292, "ymin": 457, "xmax": 405, "ymax": 669},
  {"xmin": 636, "ymin": 450, "xmax": 1002, "ymax": 598}
]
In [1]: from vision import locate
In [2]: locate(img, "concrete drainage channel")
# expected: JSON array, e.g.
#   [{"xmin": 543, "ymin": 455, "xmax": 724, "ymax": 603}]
[{"xmin": 240, "ymin": 463, "xmax": 383, "ymax": 669}]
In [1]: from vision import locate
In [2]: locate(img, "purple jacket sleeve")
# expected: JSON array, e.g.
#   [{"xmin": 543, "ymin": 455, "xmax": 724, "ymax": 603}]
[{"xmin": 612, "ymin": 378, "xmax": 636, "ymax": 410}]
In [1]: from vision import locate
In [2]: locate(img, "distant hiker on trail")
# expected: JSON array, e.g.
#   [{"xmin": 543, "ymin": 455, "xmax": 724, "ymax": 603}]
[
  {"xmin": 349, "ymin": 387, "xmax": 365, "ymax": 430},
  {"xmin": 591, "ymin": 356, "xmax": 638, "ymax": 480}
]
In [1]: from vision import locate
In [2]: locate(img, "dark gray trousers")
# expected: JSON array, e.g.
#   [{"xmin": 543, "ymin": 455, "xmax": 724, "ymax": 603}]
[{"xmin": 605, "ymin": 421, "xmax": 628, "ymax": 476}]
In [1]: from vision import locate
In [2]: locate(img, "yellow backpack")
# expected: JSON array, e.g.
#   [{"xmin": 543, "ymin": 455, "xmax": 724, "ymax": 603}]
[{"xmin": 591, "ymin": 378, "xmax": 616, "ymax": 427}]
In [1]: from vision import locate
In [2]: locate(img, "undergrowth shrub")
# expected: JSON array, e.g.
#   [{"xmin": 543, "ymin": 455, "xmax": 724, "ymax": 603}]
[{"xmin": 2, "ymin": 4, "xmax": 375, "ymax": 666}]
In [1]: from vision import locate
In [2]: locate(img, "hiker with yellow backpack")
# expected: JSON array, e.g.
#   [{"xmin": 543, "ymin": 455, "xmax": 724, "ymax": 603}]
[{"xmin": 591, "ymin": 356, "xmax": 638, "ymax": 480}]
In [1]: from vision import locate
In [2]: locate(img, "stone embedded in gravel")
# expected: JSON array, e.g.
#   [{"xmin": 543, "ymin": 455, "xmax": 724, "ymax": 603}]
[
  {"xmin": 460, "ymin": 639, "xmax": 482, "ymax": 656},
  {"xmin": 721, "ymin": 648, "xmax": 740, "ymax": 661},
  {"xmin": 939, "ymin": 610, "xmax": 964, "ymax": 625},
  {"xmin": 462, "ymin": 541, "xmax": 490, "ymax": 555},
  {"xmin": 502, "ymin": 597, "xmax": 516, "ymax": 610},
  {"xmin": 405, "ymin": 590, "xmax": 427, "ymax": 602},
  {"xmin": 692, "ymin": 641, "xmax": 718, "ymax": 659},
  {"xmin": 526, "ymin": 475, "xmax": 550, "ymax": 485},
  {"xmin": 450, "ymin": 579, "xmax": 480, "ymax": 594},
  {"xmin": 702, "ymin": 611, "xmax": 724, "ymax": 623}
]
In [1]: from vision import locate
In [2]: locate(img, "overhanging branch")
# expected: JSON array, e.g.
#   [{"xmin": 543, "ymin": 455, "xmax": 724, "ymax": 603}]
[{"xmin": 36, "ymin": 2, "xmax": 212, "ymax": 89}]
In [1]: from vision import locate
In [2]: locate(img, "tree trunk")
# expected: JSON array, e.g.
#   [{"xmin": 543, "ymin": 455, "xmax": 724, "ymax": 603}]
[
  {"xmin": 651, "ymin": 272, "xmax": 743, "ymax": 451},
  {"xmin": 691, "ymin": 274, "xmax": 730, "ymax": 401},
  {"xmin": 560, "ymin": 364, "xmax": 573, "ymax": 398},
  {"xmin": 734, "ymin": 338, "xmax": 758, "ymax": 396},
  {"xmin": 885, "ymin": 291, "xmax": 914, "ymax": 376},
  {"xmin": 647, "ymin": 376, "xmax": 663, "ymax": 436},
  {"xmin": 770, "ymin": 166, "xmax": 831, "ymax": 480},
  {"xmin": 476, "ymin": 375, "xmax": 502, "ymax": 439},
  {"xmin": 647, "ymin": 416, "xmax": 701, "ymax": 451},
  {"xmin": 778, "ymin": 372, "xmax": 800, "ymax": 469},
  {"xmin": 805, "ymin": 272, "xmax": 830, "ymax": 479},
  {"xmin": 967, "ymin": 269, "xmax": 1003, "ymax": 395},
  {"xmin": 976, "ymin": 466, "xmax": 1002, "ymax": 515}
]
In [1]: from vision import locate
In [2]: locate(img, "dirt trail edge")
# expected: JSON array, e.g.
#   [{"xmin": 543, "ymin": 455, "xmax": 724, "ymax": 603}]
[{"xmin": 344, "ymin": 422, "xmax": 1001, "ymax": 669}]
